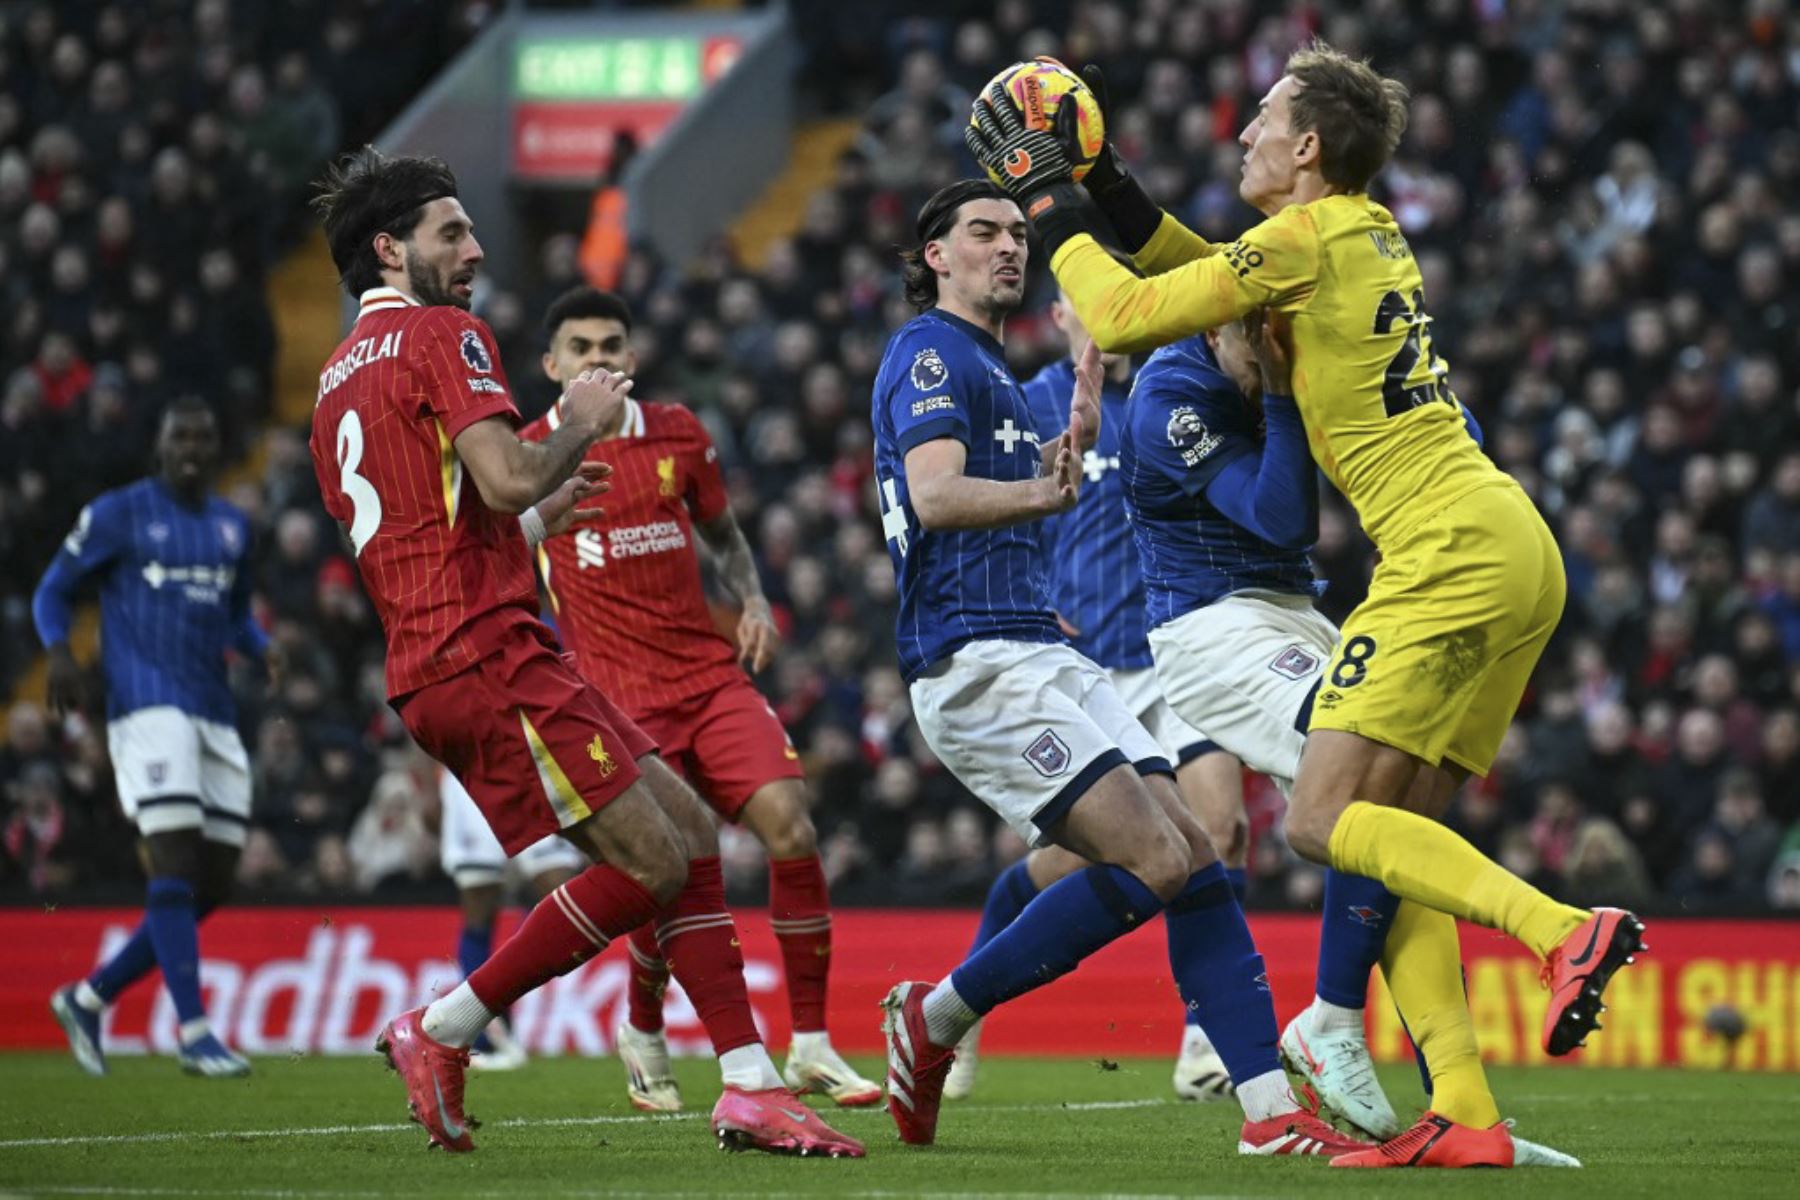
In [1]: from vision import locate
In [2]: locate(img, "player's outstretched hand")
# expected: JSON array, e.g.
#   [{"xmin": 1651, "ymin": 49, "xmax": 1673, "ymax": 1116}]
[
  {"xmin": 1042, "ymin": 423, "xmax": 1081, "ymax": 514},
  {"xmin": 966, "ymin": 78, "xmax": 1075, "ymax": 201},
  {"xmin": 539, "ymin": 461, "xmax": 614, "ymax": 537},
  {"xmin": 735, "ymin": 596, "xmax": 781, "ymax": 673},
  {"xmin": 1246, "ymin": 309, "xmax": 1295, "ymax": 395},
  {"xmin": 562, "ymin": 369, "xmax": 633, "ymax": 437},
  {"xmin": 1070, "ymin": 340, "xmax": 1103, "ymax": 451},
  {"xmin": 45, "ymin": 645, "xmax": 82, "ymax": 719}
]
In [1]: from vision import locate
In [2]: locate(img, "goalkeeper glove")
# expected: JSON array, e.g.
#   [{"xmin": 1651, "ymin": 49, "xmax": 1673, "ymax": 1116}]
[
  {"xmin": 1063, "ymin": 64, "xmax": 1162, "ymax": 253},
  {"xmin": 965, "ymin": 75, "xmax": 1091, "ymax": 257}
]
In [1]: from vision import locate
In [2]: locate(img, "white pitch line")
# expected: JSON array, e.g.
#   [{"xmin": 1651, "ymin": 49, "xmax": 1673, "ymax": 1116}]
[
  {"xmin": 0, "ymin": 1099, "xmax": 1168, "ymax": 1151},
  {"xmin": 13, "ymin": 1189, "xmax": 1220, "ymax": 1200}
]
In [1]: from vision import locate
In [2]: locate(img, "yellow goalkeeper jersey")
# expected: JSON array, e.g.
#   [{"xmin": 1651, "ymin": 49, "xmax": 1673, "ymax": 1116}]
[{"xmin": 1050, "ymin": 193, "xmax": 1501, "ymax": 546}]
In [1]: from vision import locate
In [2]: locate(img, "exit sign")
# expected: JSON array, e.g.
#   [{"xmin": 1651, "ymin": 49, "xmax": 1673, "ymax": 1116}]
[{"xmin": 514, "ymin": 35, "xmax": 742, "ymax": 101}]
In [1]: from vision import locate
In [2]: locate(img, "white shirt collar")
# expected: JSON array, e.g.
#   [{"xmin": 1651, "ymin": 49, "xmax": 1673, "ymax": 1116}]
[{"xmin": 357, "ymin": 286, "xmax": 421, "ymax": 320}]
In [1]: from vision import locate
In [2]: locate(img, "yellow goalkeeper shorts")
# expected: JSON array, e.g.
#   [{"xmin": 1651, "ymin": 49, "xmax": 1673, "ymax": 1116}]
[{"xmin": 1306, "ymin": 480, "xmax": 1566, "ymax": 775}]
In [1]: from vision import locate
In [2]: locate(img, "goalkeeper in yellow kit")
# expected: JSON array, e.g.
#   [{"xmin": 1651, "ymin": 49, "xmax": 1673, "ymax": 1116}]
[{"xmin": 968, "ymin": 44, "xmax": 1645, "ymax": 1168}]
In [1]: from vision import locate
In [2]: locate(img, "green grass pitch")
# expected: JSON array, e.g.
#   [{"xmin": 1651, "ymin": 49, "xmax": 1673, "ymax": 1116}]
[{"xmin": 0, "ymin": 1053, "xmax": 1789, "ymax": 1197}]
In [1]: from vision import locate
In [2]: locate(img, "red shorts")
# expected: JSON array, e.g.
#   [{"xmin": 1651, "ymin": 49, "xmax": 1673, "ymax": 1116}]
[
  {"xmin": 633, "ymin": 673, "xmax": 804, "ymax": 820},
  {"xmin": 397, "ymin": 628, "xmax": 656, "ymax": 856}
]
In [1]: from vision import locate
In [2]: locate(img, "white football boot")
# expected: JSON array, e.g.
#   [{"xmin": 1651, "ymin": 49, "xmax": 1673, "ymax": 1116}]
[
  {"xmin": 1173, "ymin": 1023, "xmax": 1236, "ymax": 1102},
  {"xmin": 1278, "ymin": 1000, "xmax": 1401, "ymax": 1139},
  {"xmin": 942, "ymin": 1019, "xmax": 983, "ymax": 1100},
  {"xmin": 781, "ymin": 1031, "xmax": 882, "ymax": 1106},
  {"xmin": 1506, "ymin": 1120, "xmax": 1582, "ymax": 1167},
  {"xmin": 469, "ymin": 1015, "xmax": 528, "ymax": 1072},
  {"xmin": 616, "ymin": 1020, "xmax": 683, "ymax": 1112}
]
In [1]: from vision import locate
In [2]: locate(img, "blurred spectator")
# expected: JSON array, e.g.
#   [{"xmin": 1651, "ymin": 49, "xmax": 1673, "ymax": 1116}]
[
  {"xmin": 1562, "ymin": 818, "xmax": 1653, "ymax": 909},
  {"xmin": 346, "ymin": 770, "xmax": 435, "ymax": 892}
]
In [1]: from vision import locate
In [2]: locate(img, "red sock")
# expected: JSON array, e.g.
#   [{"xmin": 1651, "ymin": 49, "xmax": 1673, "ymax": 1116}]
[
  {"xmin": 769, "ymin": 854, "xmax": 832, "ymax": 1033},
  {"xmin": 625, "ymin": 922, "xmax": 670, "ymax": 1034},
  {"xmin": 467, "ymin": 865, "xmax": 659, "ymax": 1012},
  {"xmin": 654, "ymin": 856, "xmax": 760, "ymax": 1056}
]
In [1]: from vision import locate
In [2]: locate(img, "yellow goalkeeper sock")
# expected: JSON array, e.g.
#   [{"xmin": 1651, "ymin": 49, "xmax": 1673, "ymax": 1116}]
[
  {"xmin": 1327, "ymin": 801, "xmax": 1588, "ymax": 959},
  {"xmin": 1381, "ymin": 900, "xmax": 1498, "ymax": 1129}
]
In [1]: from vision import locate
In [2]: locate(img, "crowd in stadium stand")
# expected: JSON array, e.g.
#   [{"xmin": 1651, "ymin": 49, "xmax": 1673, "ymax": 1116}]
[{"xmin": 4, "ymin": 1, "xmax": 1799, "ymax": 915}]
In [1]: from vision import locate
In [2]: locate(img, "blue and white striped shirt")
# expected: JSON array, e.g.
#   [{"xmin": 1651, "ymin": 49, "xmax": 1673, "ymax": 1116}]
[
  {"xmin": 32, "ymin": 478, "xmax": 265, "ymax": 723},
  {"xmin": 1121, "ymin": 336, "xmax": 1320, "ymax": 628},
  {"xmin": 1021, "ymin": 357, "xmax": 1150, "ymax": 670},
  {"xmin": 872, "ymin": 309, "xmax": 1062, "ymax": 682}
]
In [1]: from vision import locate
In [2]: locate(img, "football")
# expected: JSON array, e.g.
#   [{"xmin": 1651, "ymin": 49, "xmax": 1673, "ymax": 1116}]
[{"xmin": 974, "ymin": 58, "xmax": 1106, "ymax": 184}]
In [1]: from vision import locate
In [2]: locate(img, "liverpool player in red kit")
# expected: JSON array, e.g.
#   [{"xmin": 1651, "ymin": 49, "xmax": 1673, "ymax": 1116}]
[
  {"xmin": 307, "ymin": 148, "xmax": 860, "ymax": 1158},
  {"xmin": 523, "ymin": 288, "xmax": 881, "ymax": 1111}
]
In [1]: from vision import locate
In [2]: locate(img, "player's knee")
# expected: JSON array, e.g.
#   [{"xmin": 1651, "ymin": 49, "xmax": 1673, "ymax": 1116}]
[
  {"xmin": 1205, "ymin": 815, "xmax": 1249, "ymax": 866},
  {"xmin": 1127, "ymin": 828, "xmax": 1194, "ymax": 902},
  {"xmin": 631, "ymin": 831, "xmax": 689, "ymax": 907},
  {"xmin": 668, "ymin": 792, "xmax": 721, "ymax": 858},
  {"xmin": 459, "ymin": 885, "xmax": 502, "ymax": 929},
  {"xmin": 743, "ymin": 783, "xmax": 816, "ymax": 859},
  {"xmin": 144, "ymin": 828, "xmax": 203, "ymax": 881},
  {"xmin": 759, "ymin": 810, "xmax": 817, "ymax": 860},
  {"xmin": 1282, "ymin": 798, "xmax": 1332, "ymax": 864}
]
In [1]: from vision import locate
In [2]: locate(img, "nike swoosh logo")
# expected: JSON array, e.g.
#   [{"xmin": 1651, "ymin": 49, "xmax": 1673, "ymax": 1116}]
[
  {"xmin": 1294, "ymin": 1028, "xmax": 1326, "ymax": 1076},
  {"xmin": 433, "ymin": 1078, "xmax": 466, "ymax": 1138},
  {"xmin": 778, "ymin": 1106, "xmax": 810, "ymax": 1122},
  {"xmin": 1564, "ymin": 919, "xmax": 1604, "ymax": 971}
]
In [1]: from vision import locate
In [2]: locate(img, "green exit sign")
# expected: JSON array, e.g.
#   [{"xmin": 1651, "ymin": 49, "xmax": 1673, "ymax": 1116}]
[{"xmin": 515, "ymin": 36, "xmax": 720, "ymax": 101}]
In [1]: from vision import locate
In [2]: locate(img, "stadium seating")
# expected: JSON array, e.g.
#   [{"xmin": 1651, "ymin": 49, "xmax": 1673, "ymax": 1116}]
[{"xmin": 3, "ymin": 1, "xmax": 1797, "ymax": 916}]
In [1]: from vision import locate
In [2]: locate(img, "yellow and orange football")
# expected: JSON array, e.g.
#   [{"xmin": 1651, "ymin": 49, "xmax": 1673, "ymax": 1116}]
[{"xmin": 974, "ymin": 58, "xmax": 1106, "ymax": 184}]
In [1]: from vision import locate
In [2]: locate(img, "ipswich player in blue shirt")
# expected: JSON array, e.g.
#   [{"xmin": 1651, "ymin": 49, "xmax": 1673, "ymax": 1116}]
[
  {"xmin": 871, "ymin": 179, "xmax": 1362, "ymax": 1158},
  {"xmin": 945, "ymin": 291, "xmax": 1248, "ymax": 1106},
  {"xmin": 37, "ymin": 398, "xmax": 275, "ymax": 1078}
]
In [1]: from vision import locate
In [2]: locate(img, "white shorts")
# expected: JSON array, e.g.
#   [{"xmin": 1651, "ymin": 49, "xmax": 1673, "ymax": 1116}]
[
  {"xmin": 1147, "ymin": 592, "xmax": 1340, "ymax": 792},
  {"xmin": 438, "ymin": 770, "xmax": 587, "ymax": 889},
  {"xmin": 106, "ymin": 706, "xmax": 251, "ymax": 847},
  {"xmin": 909, "ymin": 640, "xmax": 1169, "ymax": 848},
  {"xmin": 1107, "ymin": 666, "xmax": 1214, "ymax": 766}
]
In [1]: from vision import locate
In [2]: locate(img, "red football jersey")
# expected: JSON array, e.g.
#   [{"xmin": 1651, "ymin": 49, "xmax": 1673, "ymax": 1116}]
[
  {"xmin": 521, "ymin": 396, "xmax": 740, "ymax": 716},
  {"xmin": 310, "ymin": 287, "xmax": 542, "ymax": 698}
]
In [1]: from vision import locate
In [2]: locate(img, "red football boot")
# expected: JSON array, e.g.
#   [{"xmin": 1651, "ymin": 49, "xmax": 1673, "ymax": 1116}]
[
  {"xmin": 375, "ymin": 1008, "xmax": 477, "ymax": 1152},
  {"xmin": 1542, "ymin": 907, "xmax": 1647, "ymax": 1056},
  {"xmin": 1332, "ymin": 1112, "xmax": 1515, "ymax": 1168},
  {"xmin": 711, "ymin": 1086, "xmax": 866, "ymax": 1157},
  {"xmin": 881, "ymin": 981, "xmax": 957, "ymax": 1145},
  {"xmin": 1238, "ymin": 1083, "xmax": 1374, "ymax": 1158}
]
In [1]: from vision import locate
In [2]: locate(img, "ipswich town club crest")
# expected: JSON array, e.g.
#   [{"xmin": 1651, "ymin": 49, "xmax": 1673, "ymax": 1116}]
[
  {"xmin": 1022, "ymin": 729, "xmax": 1072, "ymax": 778},
  {"xmin": 1269, "ymin": 644, "xmax": 1319, "ymax": 680},
  {"xmin": 460, "ymin": 328, "xmax": 493, "ymax": 373}
]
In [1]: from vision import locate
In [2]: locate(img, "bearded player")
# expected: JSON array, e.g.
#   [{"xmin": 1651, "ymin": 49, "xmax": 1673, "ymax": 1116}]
[
  {"xmin": 308, "ymin": 147, "xmax": 860, "ymax": 1158},
  {"xmin": 521, "ymin": 286, "xmax": 879, "ymax": 1111},
  {"xmin": 968, "ymin": 48, "xmax": 1643, "ymax": 1168}
]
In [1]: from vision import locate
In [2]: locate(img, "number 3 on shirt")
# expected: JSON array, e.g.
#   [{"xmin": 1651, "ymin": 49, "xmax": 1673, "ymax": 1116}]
[{"xmin": 336, "ymin": 408, "xmax": 383, "ymax": 555}]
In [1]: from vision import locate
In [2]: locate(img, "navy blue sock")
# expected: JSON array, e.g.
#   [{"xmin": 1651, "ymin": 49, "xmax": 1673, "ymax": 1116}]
[
  {"xmin": 457, "ymin": 924, "xmax": 495, "ymax": 980},
  {"xmin": 89, "ymin": 899, "xmax": 218, "ymax": 1005},
  {"xmin": 1315, "ymin": 869, "xmax": 1401, "ymax": 1008},
  {"xmin": 1182, "ymin": 869, "xmax": 1250, "ymax": 1029},
  {"xmin": 1164, "ymin": 862, "xmax": 1281, "ymax": 1085},
  {"xmin": 144, "ymin": 878, "xmax": 205, "ymax": 1025},
  {"xmin": 950, "ymin": 864, "xmax": 1162, "ymax": 1015},
  {"xmin": 967, "ymin": 859, "xmax": 1040, "ymax": 957}
]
